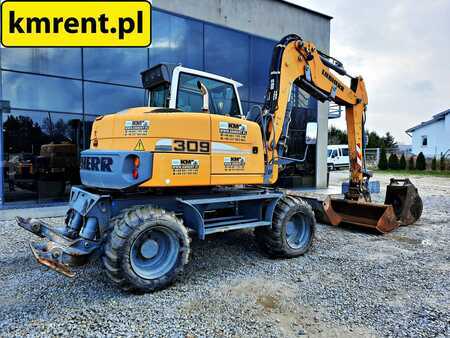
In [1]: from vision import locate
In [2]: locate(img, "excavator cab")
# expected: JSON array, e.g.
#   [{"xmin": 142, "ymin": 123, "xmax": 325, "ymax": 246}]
[{"xmin": 141, "ymin": 63, "xmax": 244, "ymax": 118}]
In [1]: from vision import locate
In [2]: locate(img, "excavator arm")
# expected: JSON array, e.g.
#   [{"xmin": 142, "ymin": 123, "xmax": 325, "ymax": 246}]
[
  {"xmin": 260, "ymin": 35, "xmax": 422, "ymax": 233},
  {"xmin": 262, "ymin": 34, "xmax": 368, "ymax": 199}
]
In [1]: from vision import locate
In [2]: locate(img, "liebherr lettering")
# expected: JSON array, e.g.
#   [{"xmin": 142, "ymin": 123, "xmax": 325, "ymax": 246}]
[{"xmin": 322, "ymin": 69, "xmax": 345, "ymax": 91}]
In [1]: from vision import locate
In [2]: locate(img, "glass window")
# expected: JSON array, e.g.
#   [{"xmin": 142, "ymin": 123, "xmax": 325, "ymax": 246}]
[
  {"xmin": 84, "ymin": 115, "xmax": 97, "ymax": 149},
  {"xmin": 1, "ymin": 71, "xmax": 82, "ymax": 113},
  {"xmin": 327, "ymin": 149, "xmax": 332, "ymax": 157},
  {"xmin": 177, "ymin": 72, "xmax": 240, "ymax": 116},
  {"xmin": 149, "ymin": 10, "xmax": 203, "ymax": 70},
  {"xmin": 84, "ymin": 82, "xmax": 145, "ymax": 115},
  {"xmin": 249, "ymin": 37, "xmax": 274, "ymax": 103},
  {"xmin": 341, "ymin": 148, "xmax": 349, "ymax": 156},
  {"xmin": 422, "ymin": 136, "xmax": 428, "ymax": 146},
  {"xmin": 83, "ymin": 48, "xmax": 148, "ymax": 86},
  {"xmin": 2, "ymin": 110, "xmax": 83, "ymax": 203},
  {"xmin": 149, "ymin": 84, "xmax": 169, "ymax": 107},
  {"xmin": 1, "ymin": 48, "xmax": 81, "ymax": 78},
  {"xmin": 204, "ymin": 24, "xmax": 250, "ymax": 101}
]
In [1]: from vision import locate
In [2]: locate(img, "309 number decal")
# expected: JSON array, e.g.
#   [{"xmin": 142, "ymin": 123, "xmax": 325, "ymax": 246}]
[{"xmin": 173, "ymin": 140, "xmax": 210, "ymax": 153}]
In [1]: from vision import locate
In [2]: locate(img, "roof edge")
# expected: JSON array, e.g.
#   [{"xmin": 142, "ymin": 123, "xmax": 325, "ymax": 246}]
[
  {"xmin": 406, "ymin": 109, "xmax": 449, "ymax": 133},
  {"xmin": 279, "ymin": 0, "xmax": 333, "ymax": 20}
]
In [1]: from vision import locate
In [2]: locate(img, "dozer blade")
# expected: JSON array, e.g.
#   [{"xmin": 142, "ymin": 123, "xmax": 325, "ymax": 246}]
[
  {"xmin": 323, "ymin": 196, "xmax": 399, "ymax": 234},
  {"xmin": 385, "ymin": 178, "xmax": 423, "ymax": 226}
]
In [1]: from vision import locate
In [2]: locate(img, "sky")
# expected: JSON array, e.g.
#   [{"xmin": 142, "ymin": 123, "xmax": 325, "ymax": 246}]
[{"xmin": 286, "ymin": 0, "xmax": 450, "ymax": 144}]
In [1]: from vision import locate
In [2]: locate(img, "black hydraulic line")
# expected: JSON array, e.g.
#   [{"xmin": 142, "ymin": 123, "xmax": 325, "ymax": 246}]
[
  {"xmin": 319, "ymin": 55, "xmax": 347, "ymax": 76},
  {"xmin": 297, "ymin": 78, "xmax": 329, "ymax": 102}
]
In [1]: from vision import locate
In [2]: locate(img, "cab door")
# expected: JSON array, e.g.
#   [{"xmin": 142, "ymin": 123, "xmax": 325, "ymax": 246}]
[
  {"xmin": 210, "ymin": 115, "xmax": 264, "ymax": 185},
  {"xmin": 169, "ymin": 67, "xmax": 264, "ymax": 185}
]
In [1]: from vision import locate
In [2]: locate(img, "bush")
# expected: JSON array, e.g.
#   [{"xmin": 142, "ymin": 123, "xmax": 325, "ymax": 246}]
[
  {"xmin": 440, "ymin": 154, "xmax": 447, "ymax": 171},
  {"xmin": 399, "ymin": 154, "xmax": 407, "ymax": 170},
  {"xmin": 416, "ymin": 152, "xmax": 426, "ymax": 170},
  {"xmin": 431, "ymin": 156, "xmax": 437, "ymax": 170},
  {"xmin": 388, "ymin": 153, "xmax": 400, "ymax": 170},
  {"xmin": 378, "ymin": 148, "xmax": 388, "ymax": 170},
  {"xmin": 408, "ymin": 156, "xmax": 415, "ymax": 170}
]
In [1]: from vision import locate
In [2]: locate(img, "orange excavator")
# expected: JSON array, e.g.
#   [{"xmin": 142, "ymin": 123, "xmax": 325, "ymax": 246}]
[{"xmin": 16, "ymin": 34, "xmax": 422, "ymax": 292}]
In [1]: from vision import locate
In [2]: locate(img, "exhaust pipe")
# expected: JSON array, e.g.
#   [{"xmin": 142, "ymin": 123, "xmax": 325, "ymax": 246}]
[{"xmin": 197, "ymin": 81, "xmax": 209, "ymax": 112}]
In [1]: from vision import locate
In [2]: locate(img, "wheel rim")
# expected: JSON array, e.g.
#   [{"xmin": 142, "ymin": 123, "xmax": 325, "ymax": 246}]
[
  {"xmin": 285, "ymin": 213, "xmax": 310, "ymax": 249},
  {"xmin": 130, "ymin": 226, "xmax": 180, "ymax": 280}
]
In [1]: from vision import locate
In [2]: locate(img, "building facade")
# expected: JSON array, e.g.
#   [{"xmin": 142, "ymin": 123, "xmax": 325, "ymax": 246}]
[
  {"xmin": 406, "ymin": 109, "xmax": 450, "ymax": 157},
  {"xmin": 0, "ymin": 0, "xmax": 331, "ymax": 206}
]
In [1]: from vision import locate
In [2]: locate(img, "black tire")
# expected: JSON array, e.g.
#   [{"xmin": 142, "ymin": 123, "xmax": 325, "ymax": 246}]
[
  {"xmin": 102, "ymin": 206, "xmax": 190, "ymax": 293},
  {"xmin": 255, "ymin": 195, "xmax": 315, "ymax": 258}
]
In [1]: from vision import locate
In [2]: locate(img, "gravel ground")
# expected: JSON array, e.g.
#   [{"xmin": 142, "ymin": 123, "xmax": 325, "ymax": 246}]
[{"xmin": 0, "ymin": 172, "xmax": 449, "ymax": 337}]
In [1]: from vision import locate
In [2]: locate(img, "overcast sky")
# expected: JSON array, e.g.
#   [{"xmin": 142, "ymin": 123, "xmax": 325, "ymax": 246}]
[{"xmin": 287, "ymin": 0, "xmax": 450, "ymax": 144}]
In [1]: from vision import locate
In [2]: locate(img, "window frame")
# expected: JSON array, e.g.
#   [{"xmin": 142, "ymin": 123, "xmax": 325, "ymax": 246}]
[
  {"xmin": 170, "ymin": 66, "xmax": 243, "ymax": 118},
  {"xmin": 421, "ymin": 135, "xmax": 428, "ymax": 147}
]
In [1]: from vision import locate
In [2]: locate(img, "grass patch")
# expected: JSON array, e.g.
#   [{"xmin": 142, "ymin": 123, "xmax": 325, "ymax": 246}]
[{"xmin": 374, "ymin": 169, "xmax": 450, "ymax": 177}]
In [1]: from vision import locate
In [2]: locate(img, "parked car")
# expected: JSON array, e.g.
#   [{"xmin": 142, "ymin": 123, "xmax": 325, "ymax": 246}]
[{"xmin": 327, "ymin": 145, "xmax": 349, "ymax": 170}]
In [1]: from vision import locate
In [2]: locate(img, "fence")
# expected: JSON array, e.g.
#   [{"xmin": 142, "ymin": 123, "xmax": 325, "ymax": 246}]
[
  {"xmin": 364, "ymin": 148, "xmax": 380, "ymax": 168},
  {"xmin": 364, "ymin": 148, "xmax": 408, "ymax": 169}
]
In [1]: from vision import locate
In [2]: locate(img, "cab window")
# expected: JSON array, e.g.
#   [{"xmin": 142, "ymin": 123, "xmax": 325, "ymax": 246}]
[
  {"xmin": 149, "ymin": 84, "xmax": 169, "ymax": 107},
  {"xmin": 341, "ymin": 148, "xmax": 349, "ymax": 156},
  {"xmin": 176, "ymin": 73, "xmax": 241, "ymax": 117}
]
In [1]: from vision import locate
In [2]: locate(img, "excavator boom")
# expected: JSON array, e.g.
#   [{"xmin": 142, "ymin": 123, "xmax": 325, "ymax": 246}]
[{"xmin": 260, "ymin": 35, "xmax": 422, "ymax": 232}]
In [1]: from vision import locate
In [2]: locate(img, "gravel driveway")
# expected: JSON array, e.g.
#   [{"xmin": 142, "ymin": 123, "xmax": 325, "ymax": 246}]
[{"xmin": 0, "ymin": 172, "xmax": 449, "ymax": 337}]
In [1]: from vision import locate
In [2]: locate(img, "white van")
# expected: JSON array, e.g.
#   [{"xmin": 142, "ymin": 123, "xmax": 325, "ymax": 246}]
[{"xmin": 327, "ymin": 145, "xmax": 349, "ymax": 171}]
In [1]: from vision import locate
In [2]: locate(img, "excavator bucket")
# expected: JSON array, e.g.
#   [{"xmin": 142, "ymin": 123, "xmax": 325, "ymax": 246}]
[
  {"xmin": 385, "ymin": 178, "xmax": 423, "ymax": 226},
  {"xmin": 322, "ymin": 197, "xmax": 399, "ymax": 234}
]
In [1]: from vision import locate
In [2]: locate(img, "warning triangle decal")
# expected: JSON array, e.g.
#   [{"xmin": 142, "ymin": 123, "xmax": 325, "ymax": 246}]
[{"xmin": 134, "ymin": 139, "xmax": 145, "ymax": 151}]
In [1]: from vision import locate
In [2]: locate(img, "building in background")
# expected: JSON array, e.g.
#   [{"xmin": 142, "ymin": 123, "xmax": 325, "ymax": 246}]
[
  {"xmin": 0, "ymin": 0, "xmax": 331, "ymax": 206},
  {"xmin": 406, "ymin": 109, "xmax": 450, "ymax": 158}
]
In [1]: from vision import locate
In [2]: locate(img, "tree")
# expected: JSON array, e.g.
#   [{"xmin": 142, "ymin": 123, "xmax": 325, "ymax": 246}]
[
  {"xmin": 388, "ymin": 153, "xmax": 400, "ymax": 170},
  {"xmin": 431, "ymin": 156, "xmax": 437, "ymax": 171},
  {"xmin": 408, "ymin": 156, "xmax": 415, "ymax": 170},
  {"xmin": 416, "ymin": 152, "xmax": 426, "ymax": 170},
  {"xmin": 382, "ymin": 132, "xmax": 398, "ymax": 150},
  {"xmin": 367, "ymin": 131, "xmax": 382, "ymax": 148},
  {"xmin": 399, "ymin": 154, "xmax": 406, "ymax": 170},
  {"xmin": 328, "ymin": 126, "xmax": 348, "ymax": 145},
  {"xmin": 440, "ymin": 154, "xmax": 447, "ymax": 171},
  {"xmin": 378, "ymin": 148, "xmax": 388, "ymax": 170}
]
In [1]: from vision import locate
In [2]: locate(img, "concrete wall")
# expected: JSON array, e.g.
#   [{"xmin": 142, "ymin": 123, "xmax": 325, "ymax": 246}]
[
  {"xmin": 411, "ymin": 119, "xmax": 449, "ymax": 157},
  {"xmin": 155, "ymin": 0, "xmax": 332, "ymax": 187},
  {"xmin": 154, "ymin": 0, "xmax": 331, "ymax": 52},
  {"xmin": 316, "ymin": 101, "xmax": 329, "ymax": 187}
]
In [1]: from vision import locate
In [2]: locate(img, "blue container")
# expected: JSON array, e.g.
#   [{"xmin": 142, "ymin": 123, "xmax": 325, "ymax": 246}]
[{"xmin": 342, "ymin": 181, "xmax": 380, "ymax": 194}]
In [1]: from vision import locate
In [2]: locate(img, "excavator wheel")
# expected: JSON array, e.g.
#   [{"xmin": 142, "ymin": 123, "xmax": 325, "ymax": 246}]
[
  {"xmin": 102, "ymin": 205, "xmax": 190, "ymax": 293},
  {"xmin": 255, "ymin": 195, "xmax": 315, "ymax": 258}
]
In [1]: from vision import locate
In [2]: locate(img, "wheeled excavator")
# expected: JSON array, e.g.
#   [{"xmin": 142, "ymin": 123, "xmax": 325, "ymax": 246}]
[{"xmin": 17, "ymin": 34, "xmax": 422, "ymax": 292}]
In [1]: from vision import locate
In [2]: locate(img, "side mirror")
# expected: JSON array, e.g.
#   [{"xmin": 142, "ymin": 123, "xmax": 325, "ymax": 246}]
[
  {"xmin": 305, "ymin": 122, "xmax": 318, "ymax": 145},
  {"xmin": 197, "ymin": 81, "xmax": 209, "ymax": 112}
]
